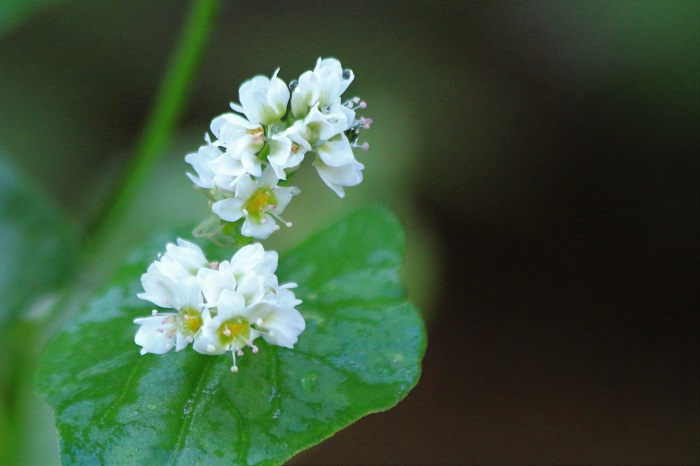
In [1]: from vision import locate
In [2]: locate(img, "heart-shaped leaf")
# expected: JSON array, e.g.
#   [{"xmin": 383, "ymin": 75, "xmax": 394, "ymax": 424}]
[{"xmin": 35, "ymin": 205, "xmax": 426, "ymax": 465}]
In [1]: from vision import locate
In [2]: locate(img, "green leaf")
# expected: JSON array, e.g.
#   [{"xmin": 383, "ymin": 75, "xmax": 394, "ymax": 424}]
[
  {"xmin": 0, "ymin": 156, "xmax": 76, "ymax": 326},
  {"xmin": 35, "ymin": 205, "xmax": 426, "ymax": 465}
]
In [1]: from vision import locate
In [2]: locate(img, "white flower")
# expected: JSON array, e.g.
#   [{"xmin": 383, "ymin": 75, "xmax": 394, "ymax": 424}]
[
  {"xmin": 211, "ymin": 167, "xmax": 298, "ymax": 239},
  {"xmin": 134, "ymin": 313, "xmax": 179, "ymax": 355},
  {"xmin": 210, "ymin": 113, "xmax": 265, "ymax": 177},
  {"xmin": 233, "ymin": 69, "xmax": 290, "ymax": 126},
  {"xmin": 313, "ymin": 57, "xmax": 354, "ymax": 105},
  {"xmin": 185, "ymin": 143, "xmax": 222, "ymax": 190},
  {"xmin": 134, "ymin": 240, "xmax": 305, "ymax": 373},
  {"xmin": 300, "ymin": 105, "xmax": 354, "ymax": 145},
  {"xmin": 134, "ymin": 277, "xmax": 205, "ymax": 354},
  {"xmin": 267, "ymin": 123, "xmax": 311, "ymax": 180},
  {"xmin": 316, "ymin": 133, "xmax": 357, "ymax": 168},
  {"xmin": 313, "ymin": 157, "xmax": 364, "ymax": 198},
  {"xmin": 211, "ymin": 113, "xmax": 265, "ymax": 154},
  {"xmin": 193, "ymin": 289, "xmax": 251, "ymax": 356},
  {"xmin": 248, "ymin": 287, "xmax": 305, "ymax": 348},
  {"xmin": 137, "ymin": 239, "xmax": 209, "ymax": 308},
  {"xmin": 291, "ymin": 57, "xmax": 354, "ymax": 118}
]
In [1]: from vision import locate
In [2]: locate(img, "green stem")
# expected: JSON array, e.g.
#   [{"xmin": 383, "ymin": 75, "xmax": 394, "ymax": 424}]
[{"xmin": 85, "ymin": 0, "xmax": 220, "ymax": 257}]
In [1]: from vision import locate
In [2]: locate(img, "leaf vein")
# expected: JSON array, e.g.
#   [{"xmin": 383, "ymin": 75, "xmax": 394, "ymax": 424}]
[
  {"xmin": 96, "ymin": 357, "xmax": 146, "ymax": 426},
  {"xmin": 169, "ymin": 357, "xmax": 217, "ymax": 464}
]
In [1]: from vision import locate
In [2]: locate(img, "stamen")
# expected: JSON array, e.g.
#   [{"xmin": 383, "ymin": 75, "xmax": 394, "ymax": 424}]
[
  {"xmin": 351, "ymin": 141, "xmax": 370, "ymax": 151},
  {"xmin": 269, "ymin": 211, "xmax": 292, "ymax": 228},
  {"xmin": 237, "ymin": 349, "xmax": 244, "ymax": 356},
  {"xmin": 242, "ymin": 208, "xmax": 249, "ymax": 215},
  {"xmin": 152, "ymin": 310, "xmax": 158, "ymax": 316},
  {"xmin": 231, "ymin": 352, "xmax": 239, "ymax": 373},
  {"xmin": 223, "ymin": 328, "xmax": 232, "ymax": 337},
  {"xmin": 164, "ymin": 344, "xmax": 172, "ymax": 351},
  {"xmin": 206, "ymin": 344, "xmax": 216, "ymax": 353},
  {"xmin": 256, "ymin": 318, "xmax": 264, "ymax": 326},
  {"xmin": 359, "ymin": 101, "xmax": 367, "ymax": 109}
]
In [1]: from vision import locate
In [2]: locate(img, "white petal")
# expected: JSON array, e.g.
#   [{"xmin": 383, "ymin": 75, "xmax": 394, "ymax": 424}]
[
  {"xmin": 138, "ymin": 269, "xmax": 179, "ymax": 308},
  {"xmin": 273, "ymin": 187, "xmax": 295, "ymax": 213},
  {"xmin": 212, "ymin": 197, "xmax": 245, "ymax": 222},
  {"xmin": 313, "ymin": 158, "xmax": 364, "ymax": 198},
  {"xmin": 241, "ymin": 216, "xmax": 277, "ymax": 240},
  {"xmin": 317, "ymin": 134, "xmax": 356, "ymax": 167},
  {"xmin": 134, "ymin": 315, "xmax": 177, "ymax": 354}
]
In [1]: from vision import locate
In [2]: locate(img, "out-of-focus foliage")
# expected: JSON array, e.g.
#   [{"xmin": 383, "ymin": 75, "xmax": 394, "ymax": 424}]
[
  {"xmin": 0, "ymin": 156, "xmax": 77, "ymax": 464},
  {"xmin": 0, "ymin": 0, "xmax": 64, "ymax": 34}
]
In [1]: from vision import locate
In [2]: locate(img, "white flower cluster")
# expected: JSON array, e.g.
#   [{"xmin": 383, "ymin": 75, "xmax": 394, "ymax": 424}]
[
  {"xmin": 186, "ymin": 57, "xmax": 372, "ymax": 241},
  {"xmin": 134, "ymin": 239, "xmax": 304, "ymax": 372}
]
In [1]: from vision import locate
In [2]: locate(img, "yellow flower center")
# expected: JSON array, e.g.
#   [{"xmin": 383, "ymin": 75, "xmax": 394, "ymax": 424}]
[
  {"xmin": 244, "ymin": 188, "xmax": 277, "ymax": 222},
  {"xmin": 179, "ymin": 307, "xmax": 203, "ymax": 335},
  {"xmin": 218, "ymin": 319, "xmax": 252, "ymax": 349}
]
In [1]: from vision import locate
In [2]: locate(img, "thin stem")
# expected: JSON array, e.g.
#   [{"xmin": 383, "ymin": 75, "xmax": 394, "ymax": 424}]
[{"xmin": 85, "ymin": 0, "xmax": 220, "ymax": 256}]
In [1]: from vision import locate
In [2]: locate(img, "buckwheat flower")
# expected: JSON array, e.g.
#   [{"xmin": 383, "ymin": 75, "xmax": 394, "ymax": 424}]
[
  {"xmin": 300, "ymin": 105, "xmax": 354, "ymax": 145},
  {"xmin": 316, "ymin": 133, "xmax": 357, "ymax": 168},
  {"xmin": 198, "ymin": 259, "xmax": 265, "ymax": 310},
  {"xmin": 192, "ymin": 284, "xmax": 304, "ymax": 372},
  {"xmin": 209, "ymin": 113, "xmax": 264, "ymax": 177},
  {"xmin": 134, "ymin": 276, "xmax": 205, "ymax": 354},
  {"xmin": 248, "ymin": 286, "xmax": 305, "ymax": 348},
  {"xmin": 193, "ymin": 289, "xmax": 248, "ymax": 352},
  {"xmin": 232, "ymin": 69, "xmax": 290, "ymax": 126},
  {"xmin": 137, "ymin": 239, "xmax": 209, "ymax": 308},
  {"xmin": 228, "ymin": 243, "xmax": 279, "ymax": 283},
  {"xmin": 211, "ymin": 113, "xmax": 265, "ymax": 154},
  {"xmin": 267, "ymin": 124, "xmax": 311, "ymax": 180},
  {"xmin": 313, "ymin": 158, "xmax": 365, "ymax": 198},
  {"xmin": 291, "ymin": 57, "xmax": 354, "ymax": 119},
  {"xmin": 185, "ymin": 141, "xmax": 222, "ymax": 190},
  {"xmin": 314, "ymin": 57, "xmax": 354, "ymax": 105},
  {"xmin": 211, "ymin": 167, "xmax": 298, "ymax": 240}
]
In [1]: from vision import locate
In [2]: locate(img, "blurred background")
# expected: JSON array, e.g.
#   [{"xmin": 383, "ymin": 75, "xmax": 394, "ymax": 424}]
[{"xmin": 0, "ymin": 0, "xmax": 698, "ymax": 463}]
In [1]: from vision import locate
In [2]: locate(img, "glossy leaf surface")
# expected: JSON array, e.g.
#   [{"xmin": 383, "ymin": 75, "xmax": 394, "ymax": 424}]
[{"xmin": 35, "ymin": 205, "xmax": 425, "ymax": 465}]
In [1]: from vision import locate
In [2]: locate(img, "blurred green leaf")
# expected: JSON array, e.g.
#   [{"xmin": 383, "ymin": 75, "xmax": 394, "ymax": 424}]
[
  {"xmin": 0, "ymin": 0, "xmax": 64, "ymax": 35},
  {"xmin": 0, "ymin": 156, "xmax": 76, "ymax": 326},
  {"xmin": 35, "ymin": 205, "xmax": 425, "ymax": 465},
  {"xmin": 0, "ymin": 155, "xmax": 76, "ymax": 464}
]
